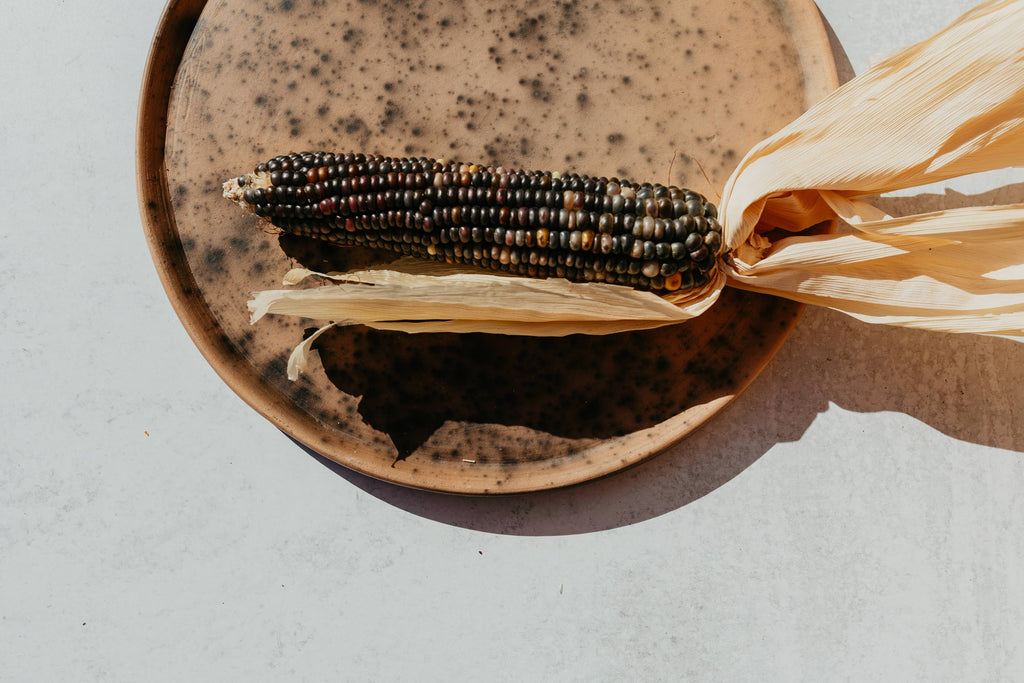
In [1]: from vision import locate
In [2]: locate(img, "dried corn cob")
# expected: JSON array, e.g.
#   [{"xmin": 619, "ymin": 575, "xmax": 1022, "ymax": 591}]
[{"xmin": 223, "ymin": 152, "xmax": 724, "ymax": 293}]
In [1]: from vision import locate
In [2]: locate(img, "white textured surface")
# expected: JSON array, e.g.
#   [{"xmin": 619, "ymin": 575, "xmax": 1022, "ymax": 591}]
[{"xmin": 3, "ymin": 0, "xmax": 1024, "ymax": 680}]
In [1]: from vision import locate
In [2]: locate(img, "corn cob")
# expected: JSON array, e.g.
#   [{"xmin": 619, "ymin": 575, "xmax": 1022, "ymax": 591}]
[{"xmin": 223, "ymin": 152, "xmax": 724, "ymax": 293}]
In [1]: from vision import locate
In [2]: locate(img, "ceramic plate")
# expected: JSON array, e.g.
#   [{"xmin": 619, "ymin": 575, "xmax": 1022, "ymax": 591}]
[{"xmin": 138, "ymin": 0, "xmax": 838, "ymax": 493}]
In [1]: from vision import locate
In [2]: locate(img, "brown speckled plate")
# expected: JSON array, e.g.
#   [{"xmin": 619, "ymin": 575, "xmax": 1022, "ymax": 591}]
[{"xmin": 138, "ymin": 0, "xmax": 837, "ymax": 494}]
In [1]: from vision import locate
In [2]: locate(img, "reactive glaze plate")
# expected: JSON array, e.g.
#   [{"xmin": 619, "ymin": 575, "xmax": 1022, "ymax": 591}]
[{"xmin": 138, "ymin": 0, "xmax": 838, "ymax": 494}]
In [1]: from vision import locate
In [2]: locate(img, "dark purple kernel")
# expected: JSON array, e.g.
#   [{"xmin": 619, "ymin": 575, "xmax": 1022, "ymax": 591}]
[{"xmin": 704, "ymin": 231, "xmax": 723, "ymax": 254}]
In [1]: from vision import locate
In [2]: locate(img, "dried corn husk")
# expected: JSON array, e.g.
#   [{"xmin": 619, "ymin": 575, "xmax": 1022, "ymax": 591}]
[
  {"xmin": 249, "ymin": 261, "xmax": 724, "ymax": 336},
  {"xmin": 720, "ymin": 0, "xmax": 1024, "ymax": 336},
  {"xmin": 250, "ymin": 0, "xmax": 1024, "ymax": 360}
]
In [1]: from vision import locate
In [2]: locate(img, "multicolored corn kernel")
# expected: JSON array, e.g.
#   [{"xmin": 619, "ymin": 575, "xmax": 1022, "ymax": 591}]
[{"xmin": 224, "ymin": 152, "xmax": 724, "ymax": 293}]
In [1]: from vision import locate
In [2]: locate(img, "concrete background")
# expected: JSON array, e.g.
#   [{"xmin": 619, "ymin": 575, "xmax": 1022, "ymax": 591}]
[{"xmin": 3, "ymin": 0, "xmax": 1023, "ymax": 679}]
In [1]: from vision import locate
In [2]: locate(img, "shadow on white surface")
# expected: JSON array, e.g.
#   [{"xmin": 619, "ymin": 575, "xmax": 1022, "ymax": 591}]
[{"xmin": 820, "ymin": 6, "xmax": 857, "ymax": 87}]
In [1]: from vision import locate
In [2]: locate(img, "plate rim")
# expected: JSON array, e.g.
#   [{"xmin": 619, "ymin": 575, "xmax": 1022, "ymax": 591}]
[{"xmin": 136, "ymin": 0, "xmax": 839, "ymax": 495}]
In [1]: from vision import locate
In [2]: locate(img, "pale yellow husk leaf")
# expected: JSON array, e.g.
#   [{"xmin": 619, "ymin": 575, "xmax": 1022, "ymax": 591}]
[
  {"xmin": 249, "ymin": 259, "xmax": 724, "ymax": 336},
  {"xmin": 720, "ymin": 0, "xmax": 1024, "ymax": 336},
  {"xmin": 246, "ymin": 0, "xmax": 1024, "ymax": 373}
]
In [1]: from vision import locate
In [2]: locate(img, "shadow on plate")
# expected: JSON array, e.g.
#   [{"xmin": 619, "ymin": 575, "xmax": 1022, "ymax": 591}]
[{"xmin": 310, "ymin": 317, "xmax": 757, "ymax": 459}]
